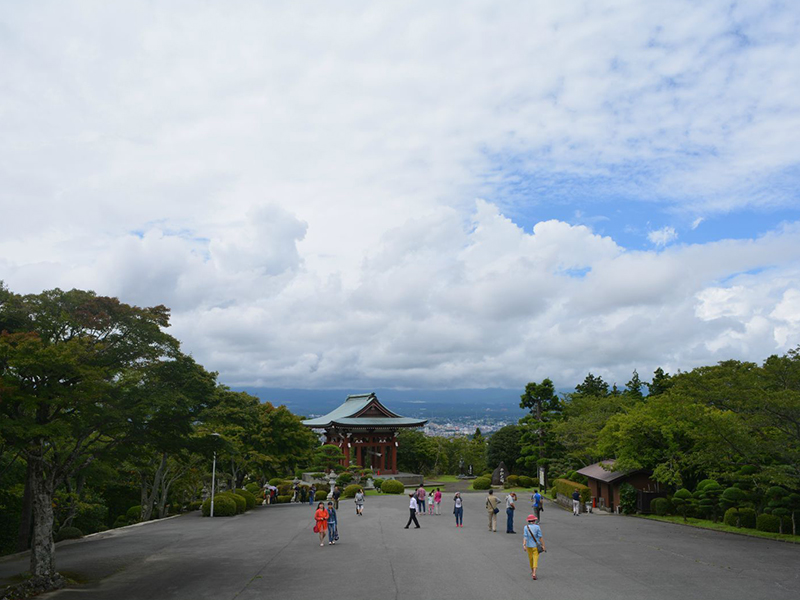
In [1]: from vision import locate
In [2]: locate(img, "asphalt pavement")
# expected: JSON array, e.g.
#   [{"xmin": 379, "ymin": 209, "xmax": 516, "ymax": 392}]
[{"xmin": 1, "ymin": 493, "xmax": 798, "ymax": 600}]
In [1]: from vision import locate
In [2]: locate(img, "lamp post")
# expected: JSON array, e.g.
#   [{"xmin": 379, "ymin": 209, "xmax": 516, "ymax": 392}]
[{"xmin": 209, "ymin": 433, "xmax": 221, "ymax": 517}]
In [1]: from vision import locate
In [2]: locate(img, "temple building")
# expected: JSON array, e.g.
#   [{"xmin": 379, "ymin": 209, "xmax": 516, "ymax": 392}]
[{"xmin": 302, "ymin": 393, "xmax": 427, "ymax": 474}]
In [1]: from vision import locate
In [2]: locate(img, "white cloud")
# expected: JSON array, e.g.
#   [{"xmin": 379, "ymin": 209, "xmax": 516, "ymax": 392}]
[
  {"xmin": 648, "ymin": 226, "xmax": 679, "ymax": 247},
  {"xmin": 1, "ymin": 2, "xmax": 800, "ymax": 390}
]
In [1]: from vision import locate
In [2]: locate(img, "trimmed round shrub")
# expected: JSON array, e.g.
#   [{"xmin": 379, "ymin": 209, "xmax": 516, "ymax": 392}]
[
  {"xmin": 380, "ymin": 479, "xmax": 404, "ymax": 494},
  {"xmin": 381, "ymin": 479, "xmax": 406, "ymax": 494},
  {"xmin": 651, "ymin": 497, "xmax": 671, "ymax": 516},
  {"xmin": 756, "ymin": 513, "xmax": 780, "ymax": 533},
  {"xmin": 472, "ymin": 477, "xmax": 492, "ymax": 490},
  {"xmin": 738, "ymin": 507, "xmax": 757, "ymax": 529},
  {"xmin": 549, "ymin": 487, "xmax": 557, "ymax": 499},
  {"xmin": 268, "ymin": 477, "xmax": 283, "ymax": 486},
  {"xmin": 519, "ymin": 476, "xmax": 534, "ymax": 489},
  {"xmin": 343, "ymin": 484, "xmax": 361, "ymax": 498},
  {"xmin": 112, "ymin": 515, "xmax": 129, "ymax": 528},
  {"xmin": 126, "ymin": 505, "xmax": 142, "ymax": 522},
  {"xmin": 186, "ymin": 501, "xmax": 203, "ymax": 511},
  {"xmin": 336, "ymin": 473, "xmax": 353, "ymax": 487},
  {"xmin": 222, "ymin": 492, "xmax": 247, "ymax": 513},
  {"xmin": 506, "ymin": 475, "xmax": 520, "ymax": 488},
  {"xmin": 55, "ymin": 526, "xmax": 83, "ymax": 542},
  {"xmin": 276, "ymin": 495, "xmax": 291, "ymax": 504},
  {"xmin": 234, "ymin": 489, "xmax": 257, "ymax": 510},
  {"xmin": 373, "ymin": 479, "xmax": 384, "ymax": 491},
  {"xmin": 245, "ymin": 483, "xmax": 261, "ymax": 496},
  {"xmin": 202, "ymin": 495, "xmax": 237, "ymax": 517}
]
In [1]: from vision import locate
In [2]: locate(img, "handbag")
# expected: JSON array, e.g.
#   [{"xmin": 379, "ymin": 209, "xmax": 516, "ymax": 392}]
[{"xmin": 313, "ymin": 522, "xmax": 320, "ymax": 533}]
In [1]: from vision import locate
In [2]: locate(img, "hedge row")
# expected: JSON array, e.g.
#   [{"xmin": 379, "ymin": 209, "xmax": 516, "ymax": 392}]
[{"xmin": 553, "ymin": 479, "xmax": 591, "ymax": 503}]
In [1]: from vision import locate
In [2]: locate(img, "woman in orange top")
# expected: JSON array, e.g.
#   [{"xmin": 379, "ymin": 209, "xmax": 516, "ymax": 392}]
[{"xmin": 314, "ymin": 502, "xmax": 329, "ymax": 547}]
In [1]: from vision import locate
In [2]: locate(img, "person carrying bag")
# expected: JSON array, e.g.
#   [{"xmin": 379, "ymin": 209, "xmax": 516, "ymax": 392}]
[{"xmin": 522, "ymin": 514, "xmax": 545, "ymax": 580}]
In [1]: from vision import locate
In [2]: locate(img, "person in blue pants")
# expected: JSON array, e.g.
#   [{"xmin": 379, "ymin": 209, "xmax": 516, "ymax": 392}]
[
  {"xmin": 453, "ymin": 492, "xmax": 464, "ymax": 527},
  {"xmin": 326, "ymin": 501, "xmax": 338, "ymax": 544},
  {"xmin": 506, "ymin": 492, "xmax": 517, "ymax": 533}
]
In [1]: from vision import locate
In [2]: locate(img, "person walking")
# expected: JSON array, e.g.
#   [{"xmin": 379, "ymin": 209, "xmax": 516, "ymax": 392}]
[
  {"xmin": 326, "ymin": 501, "xmax": 338, "ymax": 545},
  {"xmin": 532, "ymin": 489, "xmax": 543, "ymax": 521},
  {"xmin": 572, "ymin": 489, "xmax": 581, "ymax": 516},
  {"xmin": 299, "ymin": 485, "xmax": 307, "ymax": 504},
  {"xmin": 333, "ymin": 485, "xmax": 341, "ymax": 509},
  {"xmin": 506, "ymin": 492, "xmax": 517, "ymax": 533},
  {"xmin": 453, "ymin": 492, "xmax": 463, "ymax": 527},
  {"xmin": 434, "ymin": 488, "xmax": 442, "ymax": 515},
  {"xmin": 416, "ymin": 485, "xmax": 426, "ymax": 515},
  {"xmin": 314, "ymin": 502, "xmax": 329, "ymax": 547},
  {"xmin": 522, "ymin": 514, "xmax": 545, "ymax": 580},
  {"xmin": 486, "ymin": 489, "xmax": 499, "ymax": 532},
  {"xmin": 309, "ymin": 485, "xmax": 316, "ymax": 505},
  {"xmin": 404, "ymin": 492, "xmax": 421, "ymax": 529},
  {"xmin": 355, "ymin": 488, "xmax": 365, "ymax": 516}
]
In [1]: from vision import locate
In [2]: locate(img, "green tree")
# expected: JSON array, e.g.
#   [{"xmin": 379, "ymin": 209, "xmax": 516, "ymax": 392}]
[
  {"xmin": 575, "ymin": 373, "xmax": 609, "ymax": 397},
  {"xmin": 0, "ymin": 288, "xmax": 178, "ymax": 581},
  {"xmin": 396, "ymin": 430, "xmax": 436, "ymax": 474},
  {"xmin": 313, "ymin": 444, "xmax": 346, "ymax": 472},
  {"xmin": 486, "ymin": 425, "xmax": 522, "ymax": 473},
  {"xmin": 624, "ymin": 370, "xmax": 645, "ymax": 401},
  {"xmin": 647, "ymin": 367, "xmax": 673, "ymax": 396}
]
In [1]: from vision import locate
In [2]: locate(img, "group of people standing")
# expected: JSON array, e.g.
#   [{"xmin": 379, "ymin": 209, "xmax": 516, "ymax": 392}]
[{"xmin": 404, "ymin": 486, "xmax": 443, "ymax": 527}]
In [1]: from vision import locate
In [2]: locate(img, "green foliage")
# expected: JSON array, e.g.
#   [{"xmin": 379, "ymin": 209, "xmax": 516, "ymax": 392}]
[
  {"xmin": 695, "ymin": 480, "xmax": 723, "ymax": 521},
  {"xmin": 619, "ymin": 483, "xmax": 637, "ymax": 514},
  {"xmin": 268, "ymin": 478, "xmax": 283, "ymax": 487},
  {"xmin": 233, "ymin": 489, "xmax": 257, "ymax": 510},
  {"xmin": 223, "ymin": 493, "xmax": 246, "ymax": 513},
  {"xmin": 112, "ymin": 515, "xmax": 130, "ymax": 528},
  {"xmin": 506, "ymin": 475, "xmax": 520, "ymax": 487},
  {"xmin": 472, "ymin": 477, "xmax": 492, "ymax": 490},
  {"xmin": 343, "ymin": 484, "xmax": 361, "ymax": 498},
  {"xmin": 313, "ymin": 445, "xmax": 346, "ymax": 472},
  {"xmin": 518, "ymin": 475, "xmax": 535, "ymax": 488},
  {"xmin": 651, "ymin": 497, "xmax": 672, "ymax": 516},
  {"xmin": 126, "ymin": 506, "xmax": 142, "ymax": 522},
  {"xmin": 549, "ymin": 487, "xmax": 557, "ymax": 499},
  {"xmin": 244, "ymin": 483, "xmax": 261, "ymax": 496},
  {"xmin": 671, "ymin": 489, "xmax": 693, "ymax": 521},
  {"xmin": 55, "ymin": 527, "xmax": 83, "ymax": 542},
  {"xmin": 336, "ymin": 473, "xmax": 353, "ymax": 487},
  {"xmin": 201, "ymin": 495, "xmax": 237, "ymax": 517},
  {"xmin": 278, "ymin": 483, "xmax": 293, "ymax": 497},
  {"xmin": 756, "ymin": 513, "xmax": 781, "ymax": 533},
  {"xmin": 380, "ymin": 479, "xmax": 404, "ymax": 494},
  {"xmin": 276, "ymin": 495, "xmax": 291, "ymax": 504},
  {"xmin": 186, "ymin": 501, "xmax": 203, "ymax": 511},
  {"xmin": 723, "ymin": 507, "xmax": 756, "ymax": 529},
  {"xmin": 373, "ymin": 479, "xmax": 384, "ymax": 491},
  {"xmin": 487, "ymin": 425, "xmax": 522, "ymax": 473}
]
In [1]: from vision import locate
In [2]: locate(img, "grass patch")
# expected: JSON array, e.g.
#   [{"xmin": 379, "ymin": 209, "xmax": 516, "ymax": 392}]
[
  {"xmin": 427, "ymin": 475, "xmax": 459, "ymax": 483},
  {"xmin": 638, "ymin": 514, "xmax": 800, "ymax": 543}
]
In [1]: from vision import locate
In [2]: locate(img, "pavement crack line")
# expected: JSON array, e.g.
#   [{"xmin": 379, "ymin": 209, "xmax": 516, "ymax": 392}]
[
  {"xmin": 231, "ymin": 522, "xmax": 309, "ymax": 600},
  {"xmin": 378, "ymin": 514, "xmax": 400, "ymax": 600}
]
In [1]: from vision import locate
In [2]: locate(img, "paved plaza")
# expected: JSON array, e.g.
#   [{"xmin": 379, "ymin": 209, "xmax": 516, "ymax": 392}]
[{"xmin": 1, "ymin": 493, "xmax": 798, "ymax": 600}]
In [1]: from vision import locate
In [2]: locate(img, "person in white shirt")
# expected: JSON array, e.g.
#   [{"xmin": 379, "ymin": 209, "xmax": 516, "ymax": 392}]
[
  {"xmin": 404, "ymin": 493, "xmax": 421, "ymax": 529},
  {"xmin": 505, "ymin": 492, "xmax": 517, "ymax": 533},
  {"xmin": 453, "ymin": 492, "xmax": 463, "ymax": 527}
]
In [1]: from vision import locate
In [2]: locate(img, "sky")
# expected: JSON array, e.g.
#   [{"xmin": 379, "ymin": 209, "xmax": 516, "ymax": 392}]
[{"xmin": 1, "ymin": 1, "xmax": 800, "ymax": 394}]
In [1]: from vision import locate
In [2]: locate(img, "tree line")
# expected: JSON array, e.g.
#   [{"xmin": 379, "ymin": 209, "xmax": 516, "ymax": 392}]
[{"xmin": 0, "ymin": 285, "xmax": 319, "ymax": 583}]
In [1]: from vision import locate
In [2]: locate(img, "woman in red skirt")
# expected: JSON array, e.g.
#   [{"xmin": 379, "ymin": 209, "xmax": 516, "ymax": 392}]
[{"xmin": 314, "ymin": 502, "xmax": 329, "ymax": 547}]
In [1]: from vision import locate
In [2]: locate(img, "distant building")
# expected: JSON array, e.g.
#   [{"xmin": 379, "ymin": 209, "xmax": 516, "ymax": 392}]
[
  {"xmin": 577, "ymin": 460, "xmax": 665, "ymax": 513},
  {"xmin": 302, "ymin": 393, "xmax": 427, "ymax": 474}
]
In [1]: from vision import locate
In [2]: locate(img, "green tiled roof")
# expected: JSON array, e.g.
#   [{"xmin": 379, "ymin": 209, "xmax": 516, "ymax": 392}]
[{"xmin": 302, "ymin": 393, "xmax": 427, "ymax": 429}]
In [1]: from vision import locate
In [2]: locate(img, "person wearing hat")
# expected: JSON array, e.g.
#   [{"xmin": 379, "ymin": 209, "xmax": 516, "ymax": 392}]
[{"xmin": 522, "ymin": 514, "xmax": 545, "ymax": 580}]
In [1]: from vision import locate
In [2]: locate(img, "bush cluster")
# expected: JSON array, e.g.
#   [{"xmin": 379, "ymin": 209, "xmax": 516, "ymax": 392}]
[
  {"xmin": 223, "ymin": 493, "xmax": 246, "ymax": 514},
  {"xmin": 201, "ymin": 495, "xmax": 237, "ymax": 517},
  {"xmin": 553, "ymin": 479, "xmax": 591, "ymax": 503},
  {"xmin": 505, "ymin": 475, "xmax": 520, "ymax": 488},
  {"xmin": 472, "ymin": 477, "xmax": 492, "ymax": 490},
  {"xmin": 233, "ymin": 489, "xmax": 257, "ymax": 510},
  {"xmin": 518, "ymin": 475, "xmax": 535, "ymax": 489},
  {"xmin": 268, "ymin": 477, "xmax": 283, "ymax": 487},
  {"xmin": 55, "ymin": 526, "xmax": 83, "ymax": 542},
  {"xmin": 373, "ymin": 479, "xmax": 384, "ymax": 491},
  {"xmin": 126, "ymin": 505, "xmax": 142, "ymax": 522},
  {"xmin": 651, "ymin": 497, "xmax": 672, "ymax": 516},
  {"xmin": 186, "ymin": 501, "xmax": 203, "ymax": 511},
  {"xmin": 336, "ymin": 473, "xmax": 353, "ymax": 488},
  {"xmin": 343, "ymin": 484, "xmax": 362, "ymax": 498},
  {"xmin": 722, "ymin": 507, "xmax": 756, "ymax": 529},
  {"xmin": 380, "ymin": 479, "xmax": 404, "ymax": 494},
  {"xmin": 276, "ymin": 495, "xmax": 291, "ymax": 504},
  {"xmin": 244, "ymin": 483, "xmax": 261, "ymax": 496}
]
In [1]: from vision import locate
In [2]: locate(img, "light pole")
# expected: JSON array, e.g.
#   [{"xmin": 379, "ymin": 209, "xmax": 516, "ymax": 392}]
[{"xmin": 209, "ymin": 433, "xmax": 221, "ymax": 517}]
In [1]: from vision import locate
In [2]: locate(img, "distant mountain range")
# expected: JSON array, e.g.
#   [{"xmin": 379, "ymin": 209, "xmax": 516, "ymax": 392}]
[{"xmin": 231, "ymin": 387, "xmax": 531, "ymax": 421}]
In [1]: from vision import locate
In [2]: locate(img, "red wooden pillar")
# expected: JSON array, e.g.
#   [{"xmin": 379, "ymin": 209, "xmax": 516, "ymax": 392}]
[
  {"xmin": 392, "ymin": 439, "xmax": 398, "ymax": 473},
  {"xmin": 343, "ymin": 441, "xmax": 350, "ymax": 467}
]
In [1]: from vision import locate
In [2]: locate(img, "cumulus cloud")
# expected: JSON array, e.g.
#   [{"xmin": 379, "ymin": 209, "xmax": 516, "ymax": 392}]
[{"xmin": 1, "ymin": 2, "xmax": 800, "ymax": 390}]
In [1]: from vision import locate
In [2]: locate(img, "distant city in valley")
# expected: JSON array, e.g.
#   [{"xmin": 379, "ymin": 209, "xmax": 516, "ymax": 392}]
[{"xmin": 237, "ymin": 387, "xmax": 529, "ymax": 436}]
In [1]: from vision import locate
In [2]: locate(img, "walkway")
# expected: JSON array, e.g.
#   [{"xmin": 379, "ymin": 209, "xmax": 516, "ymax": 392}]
[{"xmin": 1, "ymin": 494, "xmax": 797, "ymax": 600}]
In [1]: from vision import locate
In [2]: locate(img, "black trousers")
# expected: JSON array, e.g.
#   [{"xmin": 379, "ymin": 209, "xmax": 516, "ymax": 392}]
[{"xmin": 405, "ymin": 508, "xmax": 420, "ymax": 528}]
